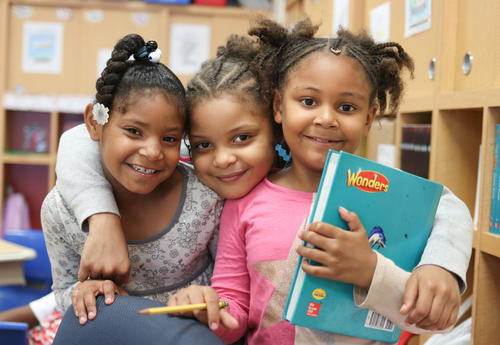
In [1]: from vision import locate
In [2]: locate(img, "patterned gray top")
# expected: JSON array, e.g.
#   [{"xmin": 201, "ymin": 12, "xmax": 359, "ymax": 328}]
[{"xmin": 41, "ymin": 163, "xmax": 224, "ymax": 312}]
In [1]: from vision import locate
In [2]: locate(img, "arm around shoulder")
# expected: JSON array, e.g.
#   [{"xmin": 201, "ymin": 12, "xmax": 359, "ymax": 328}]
[{"xmin": 55, "ymin": 124, "xmax": 119, "ymax": 230}]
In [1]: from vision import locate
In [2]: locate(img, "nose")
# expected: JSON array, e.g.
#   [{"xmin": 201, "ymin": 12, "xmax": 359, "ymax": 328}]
[
  {"xmin": 313, "ymin": 106, "xmax": 339, "ymax": 128},
  {"xmin": 139, "ymin": 138, "xmax": 164, "ymax": 161},
  {"xmin": 213, "ymin": 148, "xmax": 236, "ymax": 168}
]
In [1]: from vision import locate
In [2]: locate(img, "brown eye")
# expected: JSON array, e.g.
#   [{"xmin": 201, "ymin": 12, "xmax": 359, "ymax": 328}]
[
  {"xmin": 234, "ymin": 134, "xmax": 250, "ymax": 143},
  {"xmin": 338, "ymin": 104, "xmax": 355, "ymax": 112},
  {"xmin": 195, "ymin": 142, "xmax": 212, "ymax": 150},
  {"xmin": 301, "ymin": 98, "xmax": 316, "ymax": 107},
  {"xmin": 125, "ymin": 128, "xmax": 140, "ymax": 135}
]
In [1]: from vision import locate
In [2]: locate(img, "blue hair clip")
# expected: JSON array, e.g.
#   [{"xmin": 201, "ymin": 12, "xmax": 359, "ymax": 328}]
[
  {"xmin": 275, "ymin": 144, "xmax": 291, "ymax": 162},
  {"xmin": 133, "ymin": 40, "xmax": 161, "ymax": 62},
  {"xmin": 133, "ymin": 46, "xmax": 149, "ymax": 60}
]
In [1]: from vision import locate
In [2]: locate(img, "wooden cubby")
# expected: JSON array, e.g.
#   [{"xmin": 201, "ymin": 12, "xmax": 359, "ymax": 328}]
[
  {"xmin": 287, "ymin": 0, "xmax": 500, "ymax": 344},
  {"xmin": 0, "ymin": 0, "xmax": 267, "ymax": 227}
]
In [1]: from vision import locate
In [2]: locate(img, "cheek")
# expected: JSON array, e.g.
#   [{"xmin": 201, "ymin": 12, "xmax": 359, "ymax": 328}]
[{"xmin": 192, "ymin": 154, "xmax": 211, "ymax": 175}]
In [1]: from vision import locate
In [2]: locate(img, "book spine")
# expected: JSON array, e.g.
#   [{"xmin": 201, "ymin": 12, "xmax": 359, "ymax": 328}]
[
  {"xmin": 283, "ymin": 150, "xmax": 337, "ymax": 320},
  {"xmin": 491, "ymin": 125, "xmax": 500, "ymax": 234}
]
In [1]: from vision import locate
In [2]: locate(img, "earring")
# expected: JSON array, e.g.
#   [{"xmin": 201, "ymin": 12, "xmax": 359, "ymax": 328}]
[{"xmin": 275, "ymin": 144, "xmax": 291, "ymax": 163}]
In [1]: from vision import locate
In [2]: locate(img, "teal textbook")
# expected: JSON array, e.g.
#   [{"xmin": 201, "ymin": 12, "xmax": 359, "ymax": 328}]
[{"xmin": 283, "ymin": 150, "xmax": 443, "ymax": 343}]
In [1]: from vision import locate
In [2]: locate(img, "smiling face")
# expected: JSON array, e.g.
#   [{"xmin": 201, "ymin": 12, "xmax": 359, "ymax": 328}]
[
  {"xmin": 189, "ymin": 94, "xmax": 275, "ymax": 199},
  {"xmin": 274, "ymin": 51, "xmax": 377, "ymax": 177},
  {"xmin": 85, "ymin": 90, "xmax": 184, "ymax": 196}
]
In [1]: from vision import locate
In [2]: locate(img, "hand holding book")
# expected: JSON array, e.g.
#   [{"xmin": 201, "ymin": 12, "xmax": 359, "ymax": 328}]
[
  {"xmin": 284, "ymin": 150, "xmax": 444, "ymax": 342},
  {"xmin": 296, "ymin": 206, "xmax": 377, "ymax": 290}
]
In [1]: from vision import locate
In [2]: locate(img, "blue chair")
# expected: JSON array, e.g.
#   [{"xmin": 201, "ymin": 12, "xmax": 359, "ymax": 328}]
[
  {"xmin": 0, "ymin": 229, "xmax": 52, "ymax": 312},
  {"xmin": 0, "ymin": 322, "xmax": 28, "ymax": 345}
]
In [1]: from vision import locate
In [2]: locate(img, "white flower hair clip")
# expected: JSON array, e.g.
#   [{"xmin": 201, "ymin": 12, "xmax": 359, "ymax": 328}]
[
  {"xmin": 92, "ymin": 103, "xmax": 109, "ymax": 125},
  {"xmin": 133, "ymin": 40, "xmax": 162, "ymax": 63}
]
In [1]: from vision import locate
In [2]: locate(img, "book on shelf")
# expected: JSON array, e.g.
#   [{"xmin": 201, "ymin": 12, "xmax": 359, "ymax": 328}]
[
  {"xmin": 283, "ymin": 150, "xmax": 443, "ymax": 343},
  {"xmin": 490, "ymin": 125, "xmax": 500, "ymax": 235},
  {"xmin": 473, "ymin": 145, "xmax": 482, "ymax": 230},
  {"xmin": 400, "ymin": 124, "xmax": 431, "ymax": 179}
]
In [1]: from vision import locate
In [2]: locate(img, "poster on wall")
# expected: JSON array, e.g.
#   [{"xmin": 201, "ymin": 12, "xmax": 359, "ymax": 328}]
[
  {"xmin": 369, "ymin": 2, "xmax": 391, "ymax": 43},
  {"xmin": 332, "ymin": 0, "xmax": 350, "ymax": 35},
  {"xmin": 169, "ymin": 23, "xmax": 210, "ymax": 75},
  {"xmin": 405, "ymin": 0, "xmax": 432, "ymax": 37},
  {"xmin": 22, "ymin": 21, "xmax": 64, "ymax": 74}
]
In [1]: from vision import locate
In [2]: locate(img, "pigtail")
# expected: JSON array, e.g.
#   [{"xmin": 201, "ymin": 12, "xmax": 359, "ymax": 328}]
[
  {"xmin": 96, "ymin": 34, "xmax": 145, "ymax": 108},
  {"xmin": 368, "ymin": 41, "xmax": 414, "ymax": 114}
]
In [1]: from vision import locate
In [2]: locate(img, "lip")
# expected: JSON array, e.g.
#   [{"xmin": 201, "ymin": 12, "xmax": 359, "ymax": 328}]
[
  {"xmin": 216, "ymin": 170, "xmax": 247, "ymax": 183},
  {"xmin": 305, "ymin": 135, "xmax": 344, "ymax": 147}
]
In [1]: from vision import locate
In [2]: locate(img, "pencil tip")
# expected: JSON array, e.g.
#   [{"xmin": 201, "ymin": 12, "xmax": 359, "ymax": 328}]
[{"xmin": 138, "ymin": 309, "xmax": 148, "ymax": 315}]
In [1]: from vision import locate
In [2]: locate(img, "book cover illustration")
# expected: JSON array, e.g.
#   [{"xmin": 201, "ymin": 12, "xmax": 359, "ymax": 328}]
[{"xmin": 284, "ymin": 150, "xmax": 443, "ymax": 343}]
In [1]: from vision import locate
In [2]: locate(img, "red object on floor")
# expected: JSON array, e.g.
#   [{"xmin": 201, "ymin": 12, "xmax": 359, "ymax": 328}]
[
  {"xmin": 193, "ymin": 0, "xmax": 227, "ymax": 6},
  {"xmin": 398, "ymin": 331, "xmax": 415, "ymax": 345}
]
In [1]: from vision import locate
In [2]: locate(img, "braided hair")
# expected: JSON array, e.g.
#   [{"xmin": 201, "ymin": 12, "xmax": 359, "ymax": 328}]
[
  {"xmin": 95, "ymin": 33, "xmax": 186, "ymax": 119},
  {"xmin": 185, "ymin": 34, "xmax": 275, "ymax": 132},
  {"xmin": 249, "ymin": 17, "xmax": 415, "ymax": 115}
]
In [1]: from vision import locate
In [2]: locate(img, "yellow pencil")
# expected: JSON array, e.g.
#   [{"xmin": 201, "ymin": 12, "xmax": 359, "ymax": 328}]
[{"xmin": 139, "ymin": 301, "xmax": 229, "ymax": 315}]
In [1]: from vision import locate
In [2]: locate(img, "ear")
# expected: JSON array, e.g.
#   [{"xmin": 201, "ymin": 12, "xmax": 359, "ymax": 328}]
[
  {"xmin": 363, "ymin": 104, "xmax": 378, "ymax": 136},
  {"xmin": 272, "ymin": 89, "xmax": 283, "ymax": 124},
  {"xmin": 83, "ymin": 103, "xmax": 102, "ymax": 142}
]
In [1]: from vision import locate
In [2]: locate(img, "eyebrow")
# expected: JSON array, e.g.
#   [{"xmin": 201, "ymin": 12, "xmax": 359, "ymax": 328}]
[
  {"xmin": 126, "ymin": 118, "xmax": 183, "ymax": 132},
  {"xmin": 339, "ymin": 92, "xmax": 368, "ymax": 101},
  {"xmin": 293, "ymin": 86, "xmax": 367, "ymax": 101},
  {"xmin": 190, "ymin": 123, "xmax": 259, "ymax": 139}
]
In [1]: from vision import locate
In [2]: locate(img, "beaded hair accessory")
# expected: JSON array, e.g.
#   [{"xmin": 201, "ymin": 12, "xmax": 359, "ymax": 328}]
[
  {"xmin": 133, "ymin": 40, "xmax": 162, "ymax": 63},
  {"xmin": 275, "ymin": 143, "xmax": 291, "ymax": 163},
  {"xmin": 330, "ymin": 37, "xmax": 342, "ymax": 55}
]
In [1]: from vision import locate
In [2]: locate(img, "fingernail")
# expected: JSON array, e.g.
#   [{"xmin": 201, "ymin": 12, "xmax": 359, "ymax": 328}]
[
  {"xmin": 210, "ymin": 322, "xmax": 218, "ymax": 331},
  {"xmin": 79, "ymin": 316, "xmax": 86, "ymax": 324},
  {"xmin": 106, "ymin": 297, "xmax": 112, "ymax": 303},
  {"xmin": 88, "ymin": 312, "xmax": 95, "ymax": 319},
  {"xmin": 339, "ymin": 206, "xmax": 347, "ymax": 213}
]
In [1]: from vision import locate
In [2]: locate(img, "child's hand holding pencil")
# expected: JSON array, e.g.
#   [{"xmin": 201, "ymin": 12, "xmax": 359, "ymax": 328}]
[
  {"xmin": 139, "ymin": 301, "xmax": 229, "ymax": 315},
  {"xmin": 162, "ymin": 285, "xmax": 239, "ymax": 331}
]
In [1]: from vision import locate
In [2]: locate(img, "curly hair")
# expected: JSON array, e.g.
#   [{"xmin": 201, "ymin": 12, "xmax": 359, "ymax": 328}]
[
  {"xmin": 185, "ymin": 33, "xmax": 275, "ymax": 132},
  {"xmin": 95, "ymin": 33, "xmax": 186, "ymax": 118},
  {"xmin": 249, "ymin": 17, "xmax": 415, "ymax": 115}
]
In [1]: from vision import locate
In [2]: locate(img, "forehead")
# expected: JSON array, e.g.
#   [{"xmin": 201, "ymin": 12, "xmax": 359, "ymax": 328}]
[
  {"xmin": 285, "ymin": 51, "xmax": 372, "ymax": 96},
  {"xmin": 190, "ymin": 94, "xmax": 267, "ymax": 129},
  {"xmin": 114, "ymin": 91, "xmax": 184, "ymax": 127}
]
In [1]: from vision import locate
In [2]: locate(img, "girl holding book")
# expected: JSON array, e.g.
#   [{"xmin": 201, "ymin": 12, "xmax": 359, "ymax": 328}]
[
  {"xmin": 167, "ymin": 18, "xmax": 473, "ymax": 344},
  {"xmin": 52, "ymin": 21, "xmax": 471, "ymax": 344}
]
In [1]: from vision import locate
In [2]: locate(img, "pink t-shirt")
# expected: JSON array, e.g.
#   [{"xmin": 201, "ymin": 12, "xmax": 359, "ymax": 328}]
[
  {"xmin": 212, "ymin": 178, "xmax": 439, "ymax": 345},
  {"xmin": 212, "ymin": 178, "xmax": 311, "ymax": 344}
]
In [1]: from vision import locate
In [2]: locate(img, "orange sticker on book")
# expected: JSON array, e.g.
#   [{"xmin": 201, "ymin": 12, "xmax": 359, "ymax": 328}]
[
  {"xmin": 312, "ymin": 288, "xmax": 326, "ymax": 300},
  {"xmin": 306, "ymin": 302, "xmax": 321, "ymax": 317}
]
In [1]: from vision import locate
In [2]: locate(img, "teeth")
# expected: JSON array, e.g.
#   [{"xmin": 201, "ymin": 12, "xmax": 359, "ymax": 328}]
[
  {"xmin": 313, "ymin": 137, "xmax": 331, "ymax": 143},
  {"xmin": 131, "ymin": 164, "xmax": 157, "ymax": 174}
]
